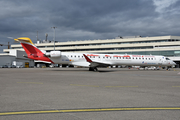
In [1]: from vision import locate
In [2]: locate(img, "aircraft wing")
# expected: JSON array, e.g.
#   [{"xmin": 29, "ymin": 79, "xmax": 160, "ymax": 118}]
[{"xmin": 83, "ymin": 54, "xmax": 111, "ymax": 67}]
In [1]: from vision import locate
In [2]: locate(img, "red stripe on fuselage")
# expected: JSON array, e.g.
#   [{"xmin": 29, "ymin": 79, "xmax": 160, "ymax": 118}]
[
  {"xmin": 87, "ymin": 54, "xmax": 99, "ymax": 56},
  {"xmin": 123, "ymin": 55, "xmax": 130, "ymax": 57},
  {"xmin": 105, "ymin": 55, "xmax": 111, "ymax": 57},
  {"xmin": 21, "ymin": 43, "xmax": 54, "ymax": 63}
]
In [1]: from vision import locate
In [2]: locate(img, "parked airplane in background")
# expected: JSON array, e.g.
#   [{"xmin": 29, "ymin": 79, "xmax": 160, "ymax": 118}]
[{"xmin": 14, "ymin": 37, "xmax": 176, "ymax": 71}]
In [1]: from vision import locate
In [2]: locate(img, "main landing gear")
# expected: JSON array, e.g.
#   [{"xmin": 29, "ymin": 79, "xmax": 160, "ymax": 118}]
[
  {"xmin": 89, "ymin": 67, "xmax": 98, "ymax": 71},
  {"xmin": 166, "ymin": 66, "xmax": 171, "ymax": 71}
]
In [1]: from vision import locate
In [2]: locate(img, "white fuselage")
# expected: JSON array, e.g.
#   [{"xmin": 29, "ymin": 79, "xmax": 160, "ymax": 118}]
[
  {"xmin": 48, "ymin": 52, "xmax": 175, "ymax": 67},
  {"xmin": 14, "ymin": 37, "xmax": 176, "ymax": 70}
]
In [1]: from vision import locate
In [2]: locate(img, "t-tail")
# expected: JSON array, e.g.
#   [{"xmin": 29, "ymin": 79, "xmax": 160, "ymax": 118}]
[{"xmin": 14, "ymin": 37, "xmax": 54, "ymax": 63}]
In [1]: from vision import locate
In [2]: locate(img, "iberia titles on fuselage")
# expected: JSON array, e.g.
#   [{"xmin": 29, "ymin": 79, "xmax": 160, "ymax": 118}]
[{"xmin": 14, "ymin": 37, "xmax": 176, "ymax": 71}]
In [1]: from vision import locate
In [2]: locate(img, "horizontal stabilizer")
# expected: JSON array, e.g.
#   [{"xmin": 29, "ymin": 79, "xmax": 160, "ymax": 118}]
[{"xmin": 14, "ymin": 37, "xmax": 34, "ymax": 45}]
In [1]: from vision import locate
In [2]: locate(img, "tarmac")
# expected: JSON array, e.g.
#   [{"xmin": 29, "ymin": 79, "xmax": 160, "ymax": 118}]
[{"xmin": 0, "ymin": 67, "xmax": 180, "ymax": 120}]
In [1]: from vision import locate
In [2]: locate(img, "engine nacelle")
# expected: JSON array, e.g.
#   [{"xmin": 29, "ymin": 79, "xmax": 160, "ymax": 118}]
[
  {"xmin": 50, "ymin": 51, "xmax": 61, "ymax": 57},
  {"xmin": 45, "ymin": 51, "xmax": 61, "ymax": 57}
]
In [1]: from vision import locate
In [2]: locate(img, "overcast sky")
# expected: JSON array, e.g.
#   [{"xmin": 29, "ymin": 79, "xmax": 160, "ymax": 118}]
[{"xmin": 0, "ymin": 0, "xmax": 180, "ymax": 52}]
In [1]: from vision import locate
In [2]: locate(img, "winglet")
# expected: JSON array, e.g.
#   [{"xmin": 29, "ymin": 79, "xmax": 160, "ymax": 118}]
[{"xmin": 83, "ymin": 54, "xmax": 92, "ymax": 62}]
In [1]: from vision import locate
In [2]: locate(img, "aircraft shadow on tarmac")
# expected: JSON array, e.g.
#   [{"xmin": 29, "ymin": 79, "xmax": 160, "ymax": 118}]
[
  {"xmin": 47, "ymin": 67, "xmax": 168, "ymax": 72},
  {"xmin": 48, "ymin": 68, "xmax": 116, "ymax": 73}
]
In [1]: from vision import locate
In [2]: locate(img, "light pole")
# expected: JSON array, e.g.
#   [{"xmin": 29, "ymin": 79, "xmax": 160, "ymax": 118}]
[
  {"xmin": 0, "ymin": 42, "xmax": 10, "ymax": 49},
  {"xmin": 51, "ymin": 27, "xmax": 57, "ymax": 51}
]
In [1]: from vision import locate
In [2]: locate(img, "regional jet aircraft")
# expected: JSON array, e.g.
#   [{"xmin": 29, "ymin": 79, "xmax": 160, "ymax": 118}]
[{"xmin": 14, "ymin": 37, "xmax": 176, "ymax": 71}]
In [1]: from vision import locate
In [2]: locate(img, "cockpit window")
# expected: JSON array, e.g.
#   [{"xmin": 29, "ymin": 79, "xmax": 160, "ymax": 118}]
[{"xmin": 166, "ymin": 58, "xmax": 170, "ymax": 60}]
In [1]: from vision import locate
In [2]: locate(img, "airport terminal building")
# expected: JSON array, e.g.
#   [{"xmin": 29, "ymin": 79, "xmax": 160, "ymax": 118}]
[{"xmin": 1, "ymin": 35, "xmax": 180, "ymax": 67}]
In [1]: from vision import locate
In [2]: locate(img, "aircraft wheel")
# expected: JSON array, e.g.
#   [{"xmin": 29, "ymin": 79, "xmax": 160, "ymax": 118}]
[
  {"xmin": 94, "ymin": 67, "xmax": 98, "ymax": 72},
  {"xmin": 89, "ymin": 67, "xmax": 98, "ymax": 71},
  {"xmin": 166, "ymin": 67, "xmax": 171, "ymax": 71},
  {"xmin": 89, "ymin": 67, "xmax": 94, "ymax": 71}
]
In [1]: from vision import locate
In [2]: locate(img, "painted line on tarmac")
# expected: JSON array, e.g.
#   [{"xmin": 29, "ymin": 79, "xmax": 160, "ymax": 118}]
[
  {"xmin": 70, "ymin": 84, "xmax": 138, "ymax": 88},
  {"xmin": 172, "ymin": 86, "xmax": 180, "ymax": 87},
  {"xmin": 105, "ymin": 86, "xmax": 138, "ymax": 88},
  {"xmin": 0, "ymin": 110, "xmax": 60, "ymax": 116},
  {"xmin": 70, "ymin": 84, "xmax": 99, "ymax": 87},
  {"xmin": 71, "ymin": 84, "xmax": 180, "ymax": 88},
  {"xmin": 1, "ymin": 107, "xmax": 180, "ymax": 116},
  {"xmin": 17, "ymin": 82, "xmax": 43, "ymax": 84}
]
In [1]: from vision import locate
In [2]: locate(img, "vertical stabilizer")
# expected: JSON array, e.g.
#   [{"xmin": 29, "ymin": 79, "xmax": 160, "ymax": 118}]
[{"xmin": 14, "ymin": 37, "xmax": 53, "ymax": 63}]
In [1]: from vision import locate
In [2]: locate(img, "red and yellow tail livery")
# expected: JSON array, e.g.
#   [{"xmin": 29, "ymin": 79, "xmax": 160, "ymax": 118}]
[
  {"xmin": 15, "ymin": 37, "xmax": 176, "ymax": 71},
  {"xmin": 14, "ymin": 37, "xmax": 53, "ymax": 63}
]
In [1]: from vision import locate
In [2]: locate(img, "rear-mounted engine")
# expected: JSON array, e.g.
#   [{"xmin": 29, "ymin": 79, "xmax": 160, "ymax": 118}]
[{"xmin": 44, "ymin": 51, "xmax": 61, "ymax": 57}]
